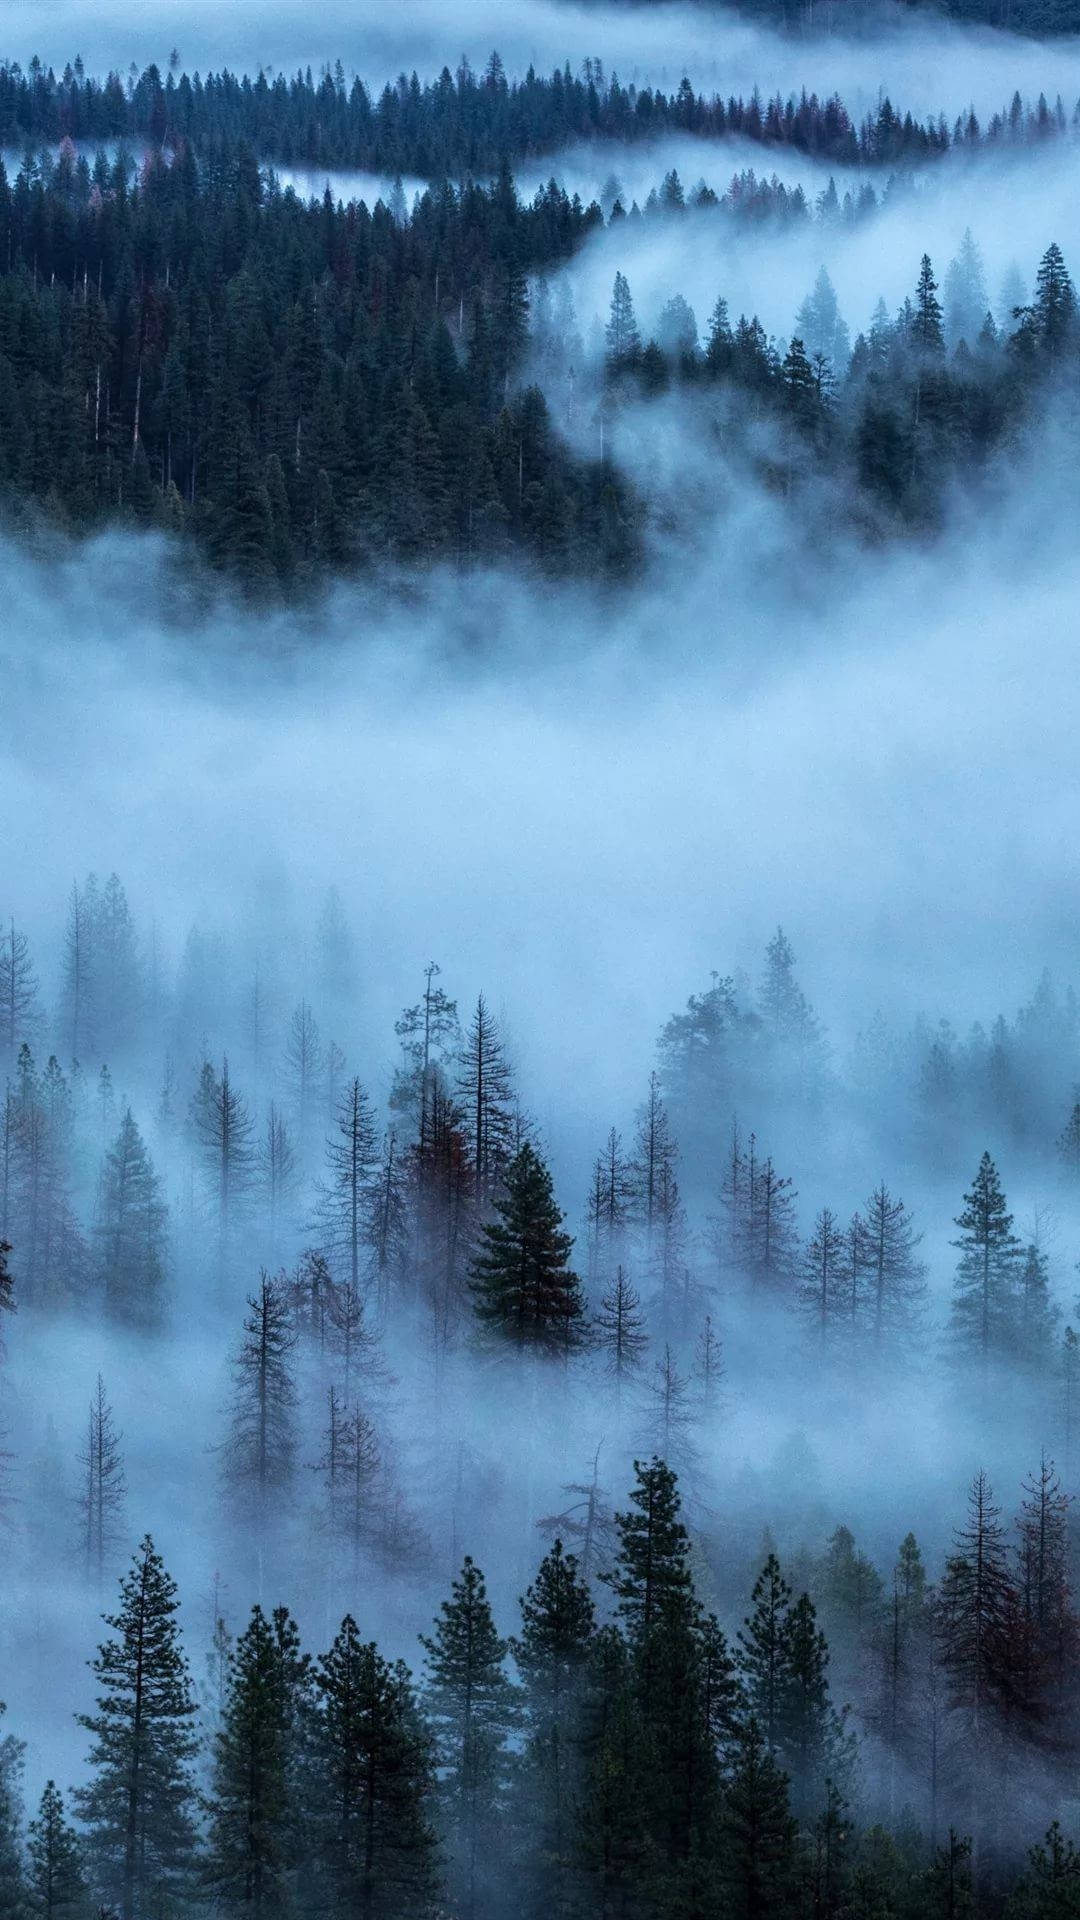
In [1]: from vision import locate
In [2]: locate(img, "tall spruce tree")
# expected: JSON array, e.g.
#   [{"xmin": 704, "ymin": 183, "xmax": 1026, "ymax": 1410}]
[
  {"xmin": 224, "ymin": 1273, "xmax": 297, "ymax": 1524},
  {"xmin": 74, "ymin": 1537, "xmax": 198, "ymax": 1920}
]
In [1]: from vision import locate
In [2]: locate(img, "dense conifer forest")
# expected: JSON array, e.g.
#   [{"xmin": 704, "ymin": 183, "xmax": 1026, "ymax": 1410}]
[
  {"xmin": 3, "ymin": 1, "xmax": 1080, "ymax": 1912},
  {"xmin": 4, "ymin": 894, "xmax": 1080, "ymax": 1913}
]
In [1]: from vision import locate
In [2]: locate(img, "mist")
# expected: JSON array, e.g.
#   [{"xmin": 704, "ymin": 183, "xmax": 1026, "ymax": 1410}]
[{"xmin": 4, "ymin": 0, "xmax": 1080, "ymax": 1910}]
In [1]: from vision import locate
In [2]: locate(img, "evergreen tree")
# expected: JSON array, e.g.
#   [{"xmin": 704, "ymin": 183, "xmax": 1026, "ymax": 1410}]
[
  {"xmin": 593, "ymin": 1266, "xmax": 648, "ymax": 1406},
  {"xmin": 0, "ymin": 918, "xmax": 40, "ymax": 1072},
  {"xmin": 204, "ymin": 1603, "xmax": 313, "ymax": 1915},
  {"xmin": 605, "ymin": 272, "xmax": 641, "ymax": 371},
  {"xmin": 719, "ymin": 1716, "xmax": 798, "ymax": 1920},
  {"xmin": 950, "ymin": 1152, "xmax": 1023, "ymax": 1376},
  {"xmin": 738, "ymin": 1555, "xmax": 794, "ymax": 1752},
  {"xmin": 420, "ymin": 1557, "xmax": 518, "ymax": 1919},
  {"xmin": 469, "ymin": 1142, "xmax": 584, "ymax": 1353},
  {"xmin": 456, "ymin": 994, "xmax": 515, "ymax": 1210},
  {"xmin": 224, "ymin": 1273, "xmax": 297, "ymax": 1523},
  {"xmin": 26, "ymin": 1781, "xmax": 87, "ymax": 1918},
  {"xmin": 0, "ymin": 1701, "xmax": 26, "ymax": 1920},
  {"xmin": 74, "ymin": 1537, "xmax": 199, "ymax": 1920},
  {"xmin": 314, "ymin": 1616, "xmax": 439, "ymax": 1918},
  {"xmin": 513, "ymin": 1539, "xmax": 595, "ymax": 1911},
  {"xmin": 912, "ymin": 255, "xmax": 945, "ymax": 355},
  {"xmin": 862, "ymin": 1182, "xmax": 927, "ymax": 1355},
  {"xmin": 95, "ymin": 1110, "xmax": 168, "ymax": 1330},
  {"xmin": 190, "ymin": 1055, "xmax": 254, "ymax": 1296},
  {"xmin": 78, "ymin": 1374, "xmax": 126, "ymax": 1589}
]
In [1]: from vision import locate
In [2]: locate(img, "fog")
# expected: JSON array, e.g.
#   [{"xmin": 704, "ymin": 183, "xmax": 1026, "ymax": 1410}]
[{"xmin": 3, "ymin": 0, "xmax": 1080, "ymax": 1903}]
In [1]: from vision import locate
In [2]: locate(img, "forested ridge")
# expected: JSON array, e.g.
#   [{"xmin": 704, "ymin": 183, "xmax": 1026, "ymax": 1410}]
[
  {"xmin": 2, "ymin": 55, "xmax": 1076, "ymax": 172},
  {"xmin": 5, "ymin": 896, "xmax": 1080, "ymax": 1912},
  {"xmin": 1, "ymin": 117, "xmax": 1080, "ymax": 589}
]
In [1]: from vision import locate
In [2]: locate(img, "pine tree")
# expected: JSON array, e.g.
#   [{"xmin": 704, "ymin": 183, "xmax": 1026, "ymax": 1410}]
[
  {"xmin": 605, "ymin": 272, "xmax": 641, "ymax": 371},
  {"xmin": 513, "ymin": 1539, "xmax": 595, "ymax": 1910},
  {"xmin": 204, "ymin": 1604, "xmax": 313, "ymax": 1914},
  {"xmin": 96, "ymin": 1110, "xmax": 168, "ymax": 1330},
  {"xmin": 799, "ymin": 1208, "xmax": 846, "ymax": 1351},
  {"xmin": 1017, "ymin": 1455, "xmax": 1076, "ymax": 1716},
  {"xmin": 912, "ymin": 255, "xmax": 945, "ymax": 355},
  {"xmin": 284, "ymin": 999, "xmax": 322, "ymax": 1152},
  {"xmin": 1032, "ymin": 243, "xmax": 1076, "ymax": 357},
  {"xmin": 0, "ymin": 1701, "xmax": 26, "ymax": 1920},
  {"xmin": 738, "ymin": 1555, "xmax": 794, "ymax": 1752},
  {"xmin": 224, "ymin": 1273, "xmax": 297, "ymax": 1523},
  {"xmin": 26, "ymin": 1780, "xmax": 87, "ymax": 1918},
  {"xmin": 776, "ymin": 1593, "xmax": 845, "ymax": 1817},
  {"xmin": 190, "ymin": 1055, "xmax": 254, "ymax": 1296},
  {"xmin": 75, "ymin": 1536, "xmax": 199, "ymax": 1920},
  {"xmin": 719, "ymin": 1716, "xmax": 798, "ymax": 1920},
  {"xmin": 640, "ymin": 1343, "xmax": 698, "ymax": 1475},
  {"xmin": 937, "ymin": 1473, "xmax": 1018, "ymax": 1842},
  {"xmin": 0, "ymin": 918, "xmax": 40, "ymax": 1072},
  {"xmin": 78, "ymin": 1373, "xmax": 126, "ymax": 1589},
  {"xmin": 950, "ymin": 1153, "xmax": 1022, "ymax": 1376},
  {"xmin": 420, "ymin": 1557, "xmax": 518, "ymax": 1919},
  {"xmin": 456, "ymin": 994, "xmax": 515, "ymax": 1210},
  {"xmin": 469, "ymin": 1142, "xmax": 584, "ymax": 1353},
  {"xmin": 258, "ymin": 1102, "xmax": 297, "ymax": 1267},
  {"xmin": 693, "ymin": 1314, "xmax": 725, "ymax": 1415},
  {"xmin": 313, "ymin": 1075, "xmax": 376, "ymax": 1297},
  {"xmin": 593, "ymin": 1266, "xmax": 648, "ymax": 1405},
  {"xmin": 317, "ymin": 1386, "xmax": 380, "ymax": 1577},
  {"xmin": 1006, "ymin": 1822, "xmax": 1080, "ymax": 1918},
  {"xmin": 862, "ymin": 1182, "xmax": 927, "ymax": 1355},
  {"xmin": 924, "ymin": 1830, "xmax": 973, "ymax": 1918},
  {"xmin": 314, "ymin": 1616, "xmax": 439, "ymax": 1918}
]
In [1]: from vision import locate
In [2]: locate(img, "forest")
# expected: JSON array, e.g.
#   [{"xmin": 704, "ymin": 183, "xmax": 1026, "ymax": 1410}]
[
  {"xmin": 0, "ymin": 107, "xmax": 1078, "ymax": 587},
  {"xmin": 3, "ymin": 891, "xmax": 1080, "ymax": 1915},
  {"xmin": 4, "ymin": 0, "xmax": 1080, "ymax": 1912}
]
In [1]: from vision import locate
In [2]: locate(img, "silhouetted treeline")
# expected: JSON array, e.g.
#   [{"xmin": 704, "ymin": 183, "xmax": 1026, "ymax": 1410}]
[
  {"xmin": 5, "ymin": 1457, "xmax": 1080, "ymax": 1916},
  {"xmin": 0, "ymin": 146, "xmax": 637, "ymax": 585},
  {"xmin": 1, "ymin": 131, "xmax": 1078, "ymax": 584},
  {"xmin": 4, "ymin": 54, "xmax": 1079, "ymax": 173}
]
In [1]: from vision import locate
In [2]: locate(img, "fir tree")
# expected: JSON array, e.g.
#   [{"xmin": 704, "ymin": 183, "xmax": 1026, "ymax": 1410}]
[
  {"xmin": 78, "ymin": 1374, "xmax": 126, "ymax": 1589},
  {"xmin": 224, "ymin": 1273, "xmax": 297, "ymax": 1523},
  {"xmin": 204, "ymin": 1604, "xmax": 312, "ymax": 1913},
  {"xmin": 314, "ymin": 1617, "xmax": 439, "ymax": 1918},
  {"xmin": 74, "ymin": 1537, "xmax": 199, "ymax": 1920},
  {"xmin": 719, "ymin": 1716, "xmax": 798, "ymax": 1920},
  {"xmin": 0, "ymin": 918, "xmax": 40, "ymax": 1072},
  {"xmin": 26, "ymin": 1781, "xmax": 87, "ymax": 1918},
  {"xmin": 420, "ymin": 1557, "xmax": 518, "ymax": 1919},
  {"xmin": 593, "ymin": 1266, "xmax": 648, "ymax": 1407},
  {"xmin": 469, "ymin": 1142, "xmax": 584, "ymax": 1353},
  {"xmin": 950, "ymin": 1153, "xmax": 1022, "ymax": 1376},
  {"xmin": 513, "ymin": 1539, "xmax": 595, "ymax": 1910},
  {"xmin": 738, "ymin": 1555, "xmax": 794, "ymax": 1752},
  {"xmin": 96, "ymin": 1110, "xmax": 168, "ymax": 1331}
]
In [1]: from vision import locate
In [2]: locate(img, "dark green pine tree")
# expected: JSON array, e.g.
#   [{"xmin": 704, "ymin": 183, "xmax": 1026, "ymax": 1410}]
[
  {"xmin": 923, "ymin": 1829, "xmax": 974, "ymax": 1917},
  {"xmin": 512, "ymin": 1538, "xmax": 595, "ymax": 1912},
  {"xmin": 950, "ymin": 1152, "xmax": 1022, "ymax": 1377},
  {"xmin": 737, "ymin": 1555, "xmax": 794, "ymax": 1752},
  {"xmin": 314, "ymin": 1616, "xmax": 439, "ymax": 1919},
  {"xmin": 96, "ymin": 1108, "xmax": 168, "ymax": 1331},
  {"xmin": 605, "ymin": 1457, "xmax": 695, "ymax": 1661},
  {"xmin": 605, "ymin": 272, "xmax": 641, "ymax": 373},
  {"xmin": 74, "ymin": 1536, "xmax": 199, "ymax": 1920},
  {"xmin": 1005, "ymin": 1821, "xmax": 1080, "ymax": 1919},
  {"xmin": 577, "ymin": 1625, "xmax": 648, "ymax": 1913},
  {"xmin": 204, "ymin": 1604, "xmax": 312, "ymax": 1914},
  {"xmin": 420, "ymin": 1557, "xmax": 518, "ymax": 1919},
  {"xmin": 26, "ymin": 1780, "xmax": 87, "ymax": 1918},
  {"xmin": 1032, "ymin": 243, "xmax": 1077, "ymax": 358},
  {"xmin": 0, "ymin": 1701, "xmax": 26, "ymax": 1920},
  {"xmin": 718, "ymin": 1716, "xmax": 799, "ymax": 1920},
  {"xmin": 912, "ymin": 255, "xmax": 945, "ymax": 355},
  {"xmin": 776, "ymin": 1593, "xmax": 842, "ymax": 1817},
  {"xmin": 224, "ymin": 1272, "xmax": 297, "ymax": 1525},
  {"xmin": 469, "ymin": 1142, "xmax": 584, "ymax": 1354}
]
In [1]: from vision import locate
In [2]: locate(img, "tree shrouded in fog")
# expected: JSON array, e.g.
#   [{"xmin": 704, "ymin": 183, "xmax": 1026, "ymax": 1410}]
[
  {"xmin": 950, "ymin": 1153, "xmax": 1023, "ymax": 1376},
  {"xmin": 224, "ymin": 1273, "xmax": 297, "ymax": 1522},
  {"xmin": 204, "ymin": 1603, "xmax": 312, "ymax": 1912},
  {"xmin": 317, "ymin": 1075, "xmax": 379, "ymax": 1294},
  {"xmin": 0, "ymin": 919, "xmax": 39, "ymax": 1072},
  {"xmin": 421, "ymin": 1556, "xmax": 518, "ymax": 1918},
  {"xmin": 96, "ymin": 1109, "xmax": 168, "ymax": 1330},
  {"xmin": 469, "ymin": 1142, "xmax": 584, "ymax": 1353},
  {"xmin": 78, "ymin": 1372, "xmax": 126, "ymax": 1588},
  {"xmin": 191, "ymin": 1056, "xmax": 254, "ymax": 1295},
  {"xmin": 75, "ymin": 1536, "xmax": 198, "ymax": 1920}
]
